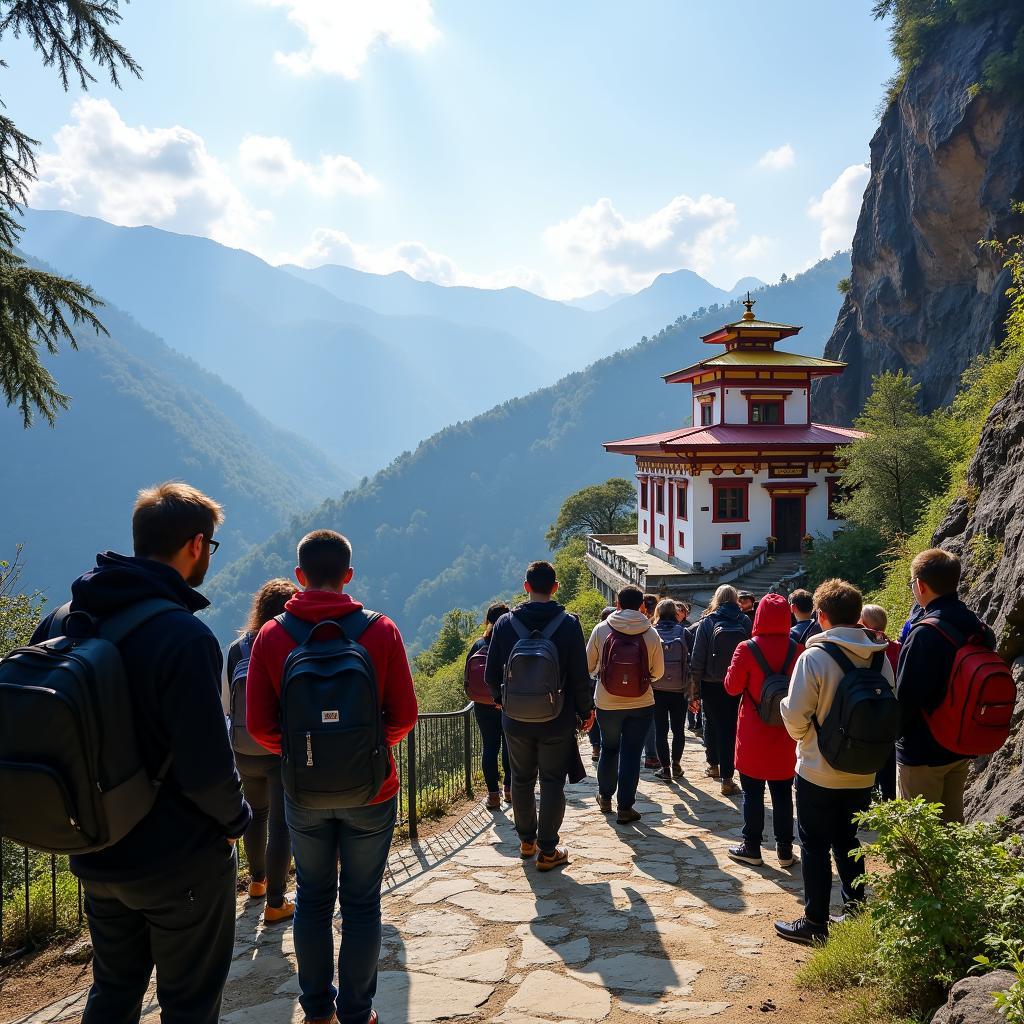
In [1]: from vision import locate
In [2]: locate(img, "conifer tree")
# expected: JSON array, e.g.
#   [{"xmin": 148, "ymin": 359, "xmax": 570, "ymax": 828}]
[{"xmin": 0, "ymin": 1, "xmax": 141, "ymax": 426}]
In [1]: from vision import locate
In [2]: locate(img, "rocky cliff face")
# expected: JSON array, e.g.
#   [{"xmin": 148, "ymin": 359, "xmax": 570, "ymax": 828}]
[
  {"xmin": 814, "ymin": 10, "xmax": 1024, "ymax": 424},
  {"xmin": 934, "ymin": 362, "xmax": 1024, "ymax": 832}
]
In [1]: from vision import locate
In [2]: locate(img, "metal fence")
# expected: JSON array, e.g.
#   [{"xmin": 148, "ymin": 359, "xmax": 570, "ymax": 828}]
[{"xmin": 0, "ymin": 702, "xmax": 483, "ymax": 960}]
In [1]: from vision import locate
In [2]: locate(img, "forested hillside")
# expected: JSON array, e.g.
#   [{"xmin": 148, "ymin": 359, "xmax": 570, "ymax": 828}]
[
  {"xmin": 2, "ymin": 291, "xmax": 349, "ymax": 602},
  {"xmin": 204, "ymin": 254, "xmax": 848, "ymax": 649}
]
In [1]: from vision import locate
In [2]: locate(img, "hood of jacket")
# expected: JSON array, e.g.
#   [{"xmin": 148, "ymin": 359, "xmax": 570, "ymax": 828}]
[
  {"xmin": 70, "ymin": 551, "xmax": 208, "ymax": 617},
  {"xmin": 654, "ymin": 619, "xmax": 685, "ymax": 641},
  {"xmin": 806, "ymin": 625, "xmax": 891, "ymax": 661},
  {"xmin": 711, "ymin": 601, "xmax": 747, "ymax": 627},
  {"xmin": 511, "ymin": 599, "xmax": 569, "ymax": 633},
  {"xmin": 284, "ymin": 589, "xmax": 365, "ymax": 624},
  {"xmin": 752, "ymin": 594, "xmax": 792, "ymax": 637},
  {"xmin": 607, "ymin": 608, "xmax": 653, "ymax": 635}
]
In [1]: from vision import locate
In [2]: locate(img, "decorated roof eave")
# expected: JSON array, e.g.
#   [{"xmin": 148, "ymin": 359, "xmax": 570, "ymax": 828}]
[
  {"xmin": 700, "ymin": 322, "xmax": 802, "ymax": 346},
  {"xmin": 662, "ymin": 362, "xmax": 846, "ymax": 384},
  {"xmin": 603, "ymin": 439, "xmax": 860, "ymax": 456}
]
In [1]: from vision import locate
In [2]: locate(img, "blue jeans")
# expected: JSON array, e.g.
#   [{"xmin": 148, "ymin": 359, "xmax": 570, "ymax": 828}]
[
  {"xmin": 285, "ymin": 795, "xmax": 397, "ymax": 1023},
  {"xmin": 643, "ymin": 716, "xmax": 658, "ymax": 760},
  {"xmin": 473, "ymin": 702, "xmax": 511, "ymax": 793},
  {"xmin": 597, "ymin": 706, "xmax": 655, "ymax": 810},
  {"xmin": 739, "ymin": 773, "xmax": 794, "ymax": 852}
]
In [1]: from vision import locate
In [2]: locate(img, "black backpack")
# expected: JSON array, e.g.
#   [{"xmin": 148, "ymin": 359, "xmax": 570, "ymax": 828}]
[
  {"xmin": 813, "ymin": 643, "xmax": 900, "ymax": 774},
  {"xmin": 501, "ymin": 611, "xmax": 566, "ymax": 723},
  {"xmin": 743, "ymin": 639, "xmax": 799, "ymax": 726},
  {"xmin": 276, "ymin": 611, "xmax": 389, "ymax": 809},
  {"xmin": 228, "ymin": 633, "xmax": 267, "ymax": 756},
  {"xmin": 0, "ymin": 600, "xmax": 177, "ymax": 854},
  {"xmin": 707, "ymin": 618, "xmax": 748, "ymax": 682}
]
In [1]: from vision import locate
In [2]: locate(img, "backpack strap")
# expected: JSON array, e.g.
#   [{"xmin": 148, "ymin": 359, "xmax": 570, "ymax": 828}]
[
  {"xmin": 782, "ymin": 639, "xmax": 799, "ymax": 674},
  {"xmin": 276, "ymin": 610, "xmax": 382, "ymax": 647},
  {"xmin": 540, "ymin": 610, "xmax": 567, "ymax": 640},
  {"xmin": 744, "ymin": 639, "xmax": 774, "ymax": 678},
  {"xmin": 819, "ymin": 641, "xmax": 857, "ymax": 676},
  {"xmin": 338, "ymin": 610, "xmax": 382, "ymax": 644},
  {"xmin": 509, "ymin": 615, "xmax": 531, "ymax": 641},
  {"xmin": 276, "ymin": 611, "xmax": 312, "ymax": 646},
  {"xmin": 97, "ymin": 599, "xmax": 182, "ymax": 645},
  {"xmin": 917, "ymin": 616, "xmax": 966, "ymax": 648}
]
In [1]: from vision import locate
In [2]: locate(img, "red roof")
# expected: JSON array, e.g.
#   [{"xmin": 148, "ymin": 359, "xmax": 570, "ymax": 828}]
[{"xmin": 604, "ymin": 422, "xmax": 864, "ymax": 453}]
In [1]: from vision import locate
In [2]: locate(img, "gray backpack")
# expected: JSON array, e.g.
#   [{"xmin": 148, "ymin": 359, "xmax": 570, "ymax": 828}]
[
  {"xmin": 501, "ymin": 612, "xmax": 567, "ymax": 723},
  {"xmin": 228, "ymin": 633, "xmax": 268, "ymax": 756},
  {"xmin": 656, "ymin": 631, "xmax": 688, "ymax": 692}
]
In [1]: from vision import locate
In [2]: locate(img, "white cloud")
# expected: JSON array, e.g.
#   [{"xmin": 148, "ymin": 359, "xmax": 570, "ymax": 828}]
[
  {"xmin": 284, "ymin": 227, "xmax": 549, "ymax": 294},
  {"xmin": 239, "ymin": 135, "xmax": 379, "ymax": 195},
  {"xmin": 757, "ymin": 143, "xmax": 796, "ymax": 170},
  {"xmin": 258, "ymin": 0, "xmax": 441, "ymax": 79},
  {"xmin": 542, "ymin": 193, "xmax": 737, "ymax": 296},
  {"xmin": 732, "ymin": 234, "xmax": 776, "ymax": 264},
  {"xmin": 30, "ymin": 98, "xmax": 267, "ymax": 248},
  {"xmin": 808, "ymin": 163, "xmax": 870, "ymax": 256}
]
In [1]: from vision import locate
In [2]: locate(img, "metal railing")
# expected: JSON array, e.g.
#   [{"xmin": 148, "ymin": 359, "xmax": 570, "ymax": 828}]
[{"xmin": 0, "ymin": 702, "xmax": 482, "ymax": 959}]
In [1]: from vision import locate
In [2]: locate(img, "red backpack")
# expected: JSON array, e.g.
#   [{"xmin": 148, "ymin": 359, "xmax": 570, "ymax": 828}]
[
  {"xmin": 917, "ymin": 618, "xmax": 1016, "ymax": 756},
  {"xmin": 601, "ymin": 628, "xmax": 651, "ymax": 698},
  {"xmin": 464, "ymin": 641, "xmax": 494, "ymax": 705}
]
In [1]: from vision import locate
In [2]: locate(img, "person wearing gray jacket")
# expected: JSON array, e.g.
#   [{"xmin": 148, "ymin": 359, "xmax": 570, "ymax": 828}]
[{"xmin": 775, "ymin": 578, "xmax": 895, "ymax": 946}]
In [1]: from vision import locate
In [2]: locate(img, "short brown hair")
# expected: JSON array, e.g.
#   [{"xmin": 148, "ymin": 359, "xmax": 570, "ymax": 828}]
[
  {"xmin": 790, "ymin": 589, "xmax": 814, "ymax": 614},
  {"xmin": 244, "ymin": 578, "xmax": 296, "ymax": 635},
  {"xmin": 298, "ymin": 530, "xmax": 352, "ymax": 588},
  {"xmin": 525, "ymin": 561, "xmax": 557, "ymax": 595},
  {"xmin": 911, "ymin": 548, "xmax": 961, "ymax": 597},
  {"xmin": 813, "ymin": 578, "xmax": 863, "ymax": 627},
  {"xmin": 656, "ymin": 598, "xmax": 678, "ymax": 623},
  {"xmin": 133, "ymin": 482, "xmax": 224, "ymax": 559},
  {"xmin": 618, "ymin": 585, "xmax": 644, "ymax": 611}
]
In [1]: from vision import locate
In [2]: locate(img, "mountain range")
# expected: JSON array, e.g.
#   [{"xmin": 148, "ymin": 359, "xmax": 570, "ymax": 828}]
[
  {"xmin": 20, "ymin": 208, "xmax": 763, "ymax": 475},
  {"xmin": 201, "ymin": 254, "xmax": 848, "ymax": 650}
]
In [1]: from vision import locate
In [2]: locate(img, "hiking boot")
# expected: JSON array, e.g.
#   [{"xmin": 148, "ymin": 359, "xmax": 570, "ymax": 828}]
[
  {"xmin": 644, "ymin": 757, "xmax": 661, "ymax": 770},
  {"xmin": 777, "ymin": 845, "xmax": 796, "ymax": 868},
  {"xmin": 520, "ymin": 840, "xmax": 538, "ymax": 858},
  {"xmin": 616, "ymin": 807, "xmax": 641, "ymax": 824},
  {"xmin": 597, "ymin": 795, "xmax": 613, "ymax": 814},
  {"xmin": 720, "ymin": 779, "xmax": 740, "ymax": 797},
  {"xmin": 672, "ymin": 761, "xmax": 684, "ymax": 779},
  {"xmin": 653, "ymin": 766, "xmax": 672, "ymax": 781},
  {"xmin": 263, "ymin": 898, "xmax": 295, "ymax": 925},
  {"xmin": 727, "ymin": 844, "xmax": 763, "ymax": 867},
  {"xmin": 774, "ymin": 917, "xmax": 828, "ymax": 946},
  {"xmin": 486, "ymin": 792, "xmax": 501, "ymax": 810},
  {"xmin": 503, "ymin": 786, "xmax": 512, "ymax": 804},
  {"xmin": 692, "ymin": 725, "xmax": 703, "ymax": 737},
  {"xmin": 247, "ymin": 879, "xmax": 267, "ymax": 900},
  {"xmin": 705, "ymin": 764, "xmax": 720, "ymax": 779},
  {"xmin": 536, "ymin": 846, "xmax": 569, "ymax": 872}
]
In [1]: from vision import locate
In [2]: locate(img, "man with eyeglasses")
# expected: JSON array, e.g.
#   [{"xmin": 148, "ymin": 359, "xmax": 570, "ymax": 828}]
[{"xmin": 30, "ymin": 481, "xmax": 250, "ymax": 1024}]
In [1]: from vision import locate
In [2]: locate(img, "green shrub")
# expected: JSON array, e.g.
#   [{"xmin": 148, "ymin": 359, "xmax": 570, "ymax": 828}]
[
  {"xmin": 805, "ymin": 526, "xmax": 888, "ymax": 593},
  {"xmin": 796, "ymin": 913, "xmax": 878, "ymax": 992},
  {"xmin": 566, "ymin": 588, "xmax": 608, "ymax": 640},
  {"xmin": 854, "ymin": 799, "xmax": 1024, "ymax": 1010},
  {"xmin": 977, "ymin": 939, "xmax": 1024, "ymax": 1024}
]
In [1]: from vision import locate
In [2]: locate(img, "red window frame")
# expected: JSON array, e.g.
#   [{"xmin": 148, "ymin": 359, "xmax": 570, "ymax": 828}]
[
  {"xmin": 655, "ymin": 481, "xmax": 665, "ymax": 515},
  {"xmin": 700, "ymin": 403, "xmax": 714, "ymax": 426},
  {"xmin": 640, "ymin": 478, "xmax": 648, "ymax": 511},
  {"xmin": 721, "ymin": 533, "xmax": 742, "ymax": 551},
  {"xmin": 677, "ymin": 531, "xmax": 685, "ymax": 549},
  {"xmin": 677, "ymin": 481, "xmax": 688, "ymax": 521},
  {"xmin": 659, "ymin": 524, "xmax": 665, "ymax": 540},
  {"xmin": 710, "ymin": 478, "xmax": 752, "ymax": 523},
  {"xmin": 748, "ymin": 399, "xmax": 784, "ymax": 425}
]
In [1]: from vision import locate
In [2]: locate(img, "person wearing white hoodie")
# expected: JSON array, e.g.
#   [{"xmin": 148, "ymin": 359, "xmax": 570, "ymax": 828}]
[
  {"xmin": 586, "ymin": 585, "xmax": 665, "ymax": 824},
  {"xmin": 776, "ymin": 578, "xmax": 895, "ymax": 947}
]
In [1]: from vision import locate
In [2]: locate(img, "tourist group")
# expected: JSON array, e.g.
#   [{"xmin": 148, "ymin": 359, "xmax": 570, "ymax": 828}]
[{"xmin": 0, "ymin": 480, "xmax": 1014, "ymax": 1024}]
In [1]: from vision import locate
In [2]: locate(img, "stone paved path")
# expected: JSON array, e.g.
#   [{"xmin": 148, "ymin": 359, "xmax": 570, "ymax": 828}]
[{"xmin": 11, "ymin": 739, "xmax": 828, "ymax": 1024}]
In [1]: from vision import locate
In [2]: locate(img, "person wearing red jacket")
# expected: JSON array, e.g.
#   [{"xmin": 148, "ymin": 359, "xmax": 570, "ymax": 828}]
[
  {"xmin": 246, "ymin": 529, "xmax": 417, "ymax": 1024},
  {"xmin": 723, "ymin": 594, "xmax": 801, "ymax": 869}
]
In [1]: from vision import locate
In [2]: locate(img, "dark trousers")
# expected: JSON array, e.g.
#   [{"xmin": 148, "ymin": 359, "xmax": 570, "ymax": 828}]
[
  {"xmin": 506, "ymin": 731, "xmax": 575, "ymax": 853},
  {"xmin": 739, "ymin": 773, "xmax": 794, "ymax": 851},
  {"xmin": 589, "ymin": 682, "xmax": 602, "ymax": 750},
  {"xmin": 236, "ymin": 752, "xmax": 292, "ymax": 907},
  {"xmin": 795, "ymin": 775, "xmax": 872, "ymax": 925},
  {"xmin": 654, "ymin": 689, "xmax": 686, "ymax": 767},
  {"xmin": 286, "ymin": 795, "xmax": 397, "ymax": 1024},
  {"xmin": 597, "ymin": 705, "xmax": 655, "ymax": 810},
  {"xmin": 81, "ymin": 845, "xmax": 237, "ymax": 1024},
  {"xmin": 643, "ymin": 716, "xmax": 658, "ymax": 760},
  {"xmin": 700, "ymin": 681, "xmax": 740, "ymax": 781},
  {"xmin": 473, "ymin": 701, "xmax": 511, "ymax": 792},
  {"xmin": 877, "ymin": 747, "xmax": 897, "ymax": 801}
]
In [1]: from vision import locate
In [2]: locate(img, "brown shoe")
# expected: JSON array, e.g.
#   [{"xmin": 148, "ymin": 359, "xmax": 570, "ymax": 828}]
[
  {"xmin": 536, "ymin": 846, "xmax": 569, "ymax": 872},
  {"xmin": 486, "ymin": 791, "xmax": 501, "ymax": 810},
  {"xmin": 597, "ymin": 795, "xmax": 613, "ymax": 814},
  {"xmin": 720, "ymin": 780, "xmax": 740, "ymax": 797},
  {"xmin": 247, "ymin": 879, "xmax": 267, "ymax": 900},
  {"xmin": 705, "ymin": 764, "xmax": 721, "ymax": 779},
  {"xmin": 263, "ymin": 898, "xmax": 295, "ymax": 925},
  {"xmin": 520, "ymin": 840, "xmax": 538, "ymax": 858},
  {"xmin": 616, "ymin": 807, "xmax": 641, "ymax": 824},
  {"xmin": 503, "ymin": 787, "xmax": 512, "ymax": 804}
]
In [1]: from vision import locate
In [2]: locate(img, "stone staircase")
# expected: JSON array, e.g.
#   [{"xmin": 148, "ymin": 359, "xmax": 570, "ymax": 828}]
[{"xmin": 687, "ymin": 552, "xmax": 805, "ymax": 617}]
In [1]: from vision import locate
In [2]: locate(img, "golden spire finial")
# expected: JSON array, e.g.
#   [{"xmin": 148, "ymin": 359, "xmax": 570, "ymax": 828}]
[{"xmin": 742, "ymin": 292, "xmax": 756, "ymax": 321}]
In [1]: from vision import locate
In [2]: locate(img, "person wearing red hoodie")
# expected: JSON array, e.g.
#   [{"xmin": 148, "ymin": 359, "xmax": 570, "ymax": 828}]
[
  {"xmin": 723, "ymin": 594, "xmax": 801, "ymax": 869},
  {"xmin": 246, "ymin": 529, "xmax": 418, "ymax": 1024}
]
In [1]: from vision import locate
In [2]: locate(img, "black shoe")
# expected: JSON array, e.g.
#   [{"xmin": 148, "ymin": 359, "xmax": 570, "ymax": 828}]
[
  {"xmin": 774, "ymin": 917, "xmax": 828, "ymax": 946},
  {"xmin": 616, "ymin": 807, "xmax": 641, "ymax": 824},
  {"xmin": 591, "ymin": 748, "xmax": 600, "ymax": 762},
  {"xmin": 830, "ymin": 900, "xmax": 865, "ymax": 925},
  {"xmin": 728, "ymin": 844, "xmax": 763, "ymax": 867},
  {"xmin": 653, "ymin": 767, "xmax": 672, "ymax": 781},
  {"xmin": 672, "ymin": 762, "xmax": 684, "ymax": 779},
  {"xmin": 777, "ymin": 845, "xmax": 796, "ymax": 868}
]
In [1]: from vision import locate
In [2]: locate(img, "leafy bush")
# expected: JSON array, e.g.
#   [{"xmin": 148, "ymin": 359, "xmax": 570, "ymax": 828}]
[
  {"xmin": 554, "ymin": 537, "xmax": 590, "ymax": 604},
  {"xmin": 795, "ymin": 914, "xmax": 878, "ymax": 992},
  {"xmin": 854, "ymin": 799, "xmax": 1024, "ymax": 1010},
  {"xmin": 977, "ymin": 938, "xmax": 1024, "ymax": 1024},
  {"xmin": 806, "ymin": 526, "xmax": 888, "ymax": 593},
  {"xmin": 566, "ymin": 588, "xmax": 608, "ymax": 640}
]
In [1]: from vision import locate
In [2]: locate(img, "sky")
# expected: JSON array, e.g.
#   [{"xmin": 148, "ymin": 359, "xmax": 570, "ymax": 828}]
[{"xmin": 8, "ymin": 0, "xmax": 895, "ymax": 300}]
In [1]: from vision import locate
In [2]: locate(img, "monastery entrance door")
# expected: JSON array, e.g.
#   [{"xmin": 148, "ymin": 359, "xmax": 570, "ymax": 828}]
[{"xmin": 774, "ymin": 496, "xmax": 803, "ymax": 553}]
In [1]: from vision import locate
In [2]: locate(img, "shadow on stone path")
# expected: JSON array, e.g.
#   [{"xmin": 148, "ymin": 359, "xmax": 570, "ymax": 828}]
[{"xmin": 10, "ymin": 737, "xmax": 846, "ymax": 1024}]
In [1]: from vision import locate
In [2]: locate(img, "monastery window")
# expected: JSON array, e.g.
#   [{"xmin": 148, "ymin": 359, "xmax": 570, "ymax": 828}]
[
  {"xmin": 659, "ymin": 524, "xmax": 665, "ymax": 540},
  {"xmin": 655, "ymin": 482, "xmax": 665, "ymax": 515},
  {"xmin": 713, "ymin": 485, "xmax": 748, "ymax": 523},
  {"xmin": 640, "ymin": 479, "xmax": 648, "ymax": 511},
  {"xmin": 721, "ymin": 533, "xmax": 741, "ymax": 551},
  {"xmin": 677, "ymin": 483, "xmax": 688, "ymax": 521},
  {"xmin": 700, "ymin": 403, "xmax": 714, "ymax": 426},
  {"xmin": 749, "ymin": 400, "xmax": 783, "ymax": 425},
  {"xmin": 678, "ymin": 531, "xmax": 685, "ymax": 549}
]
